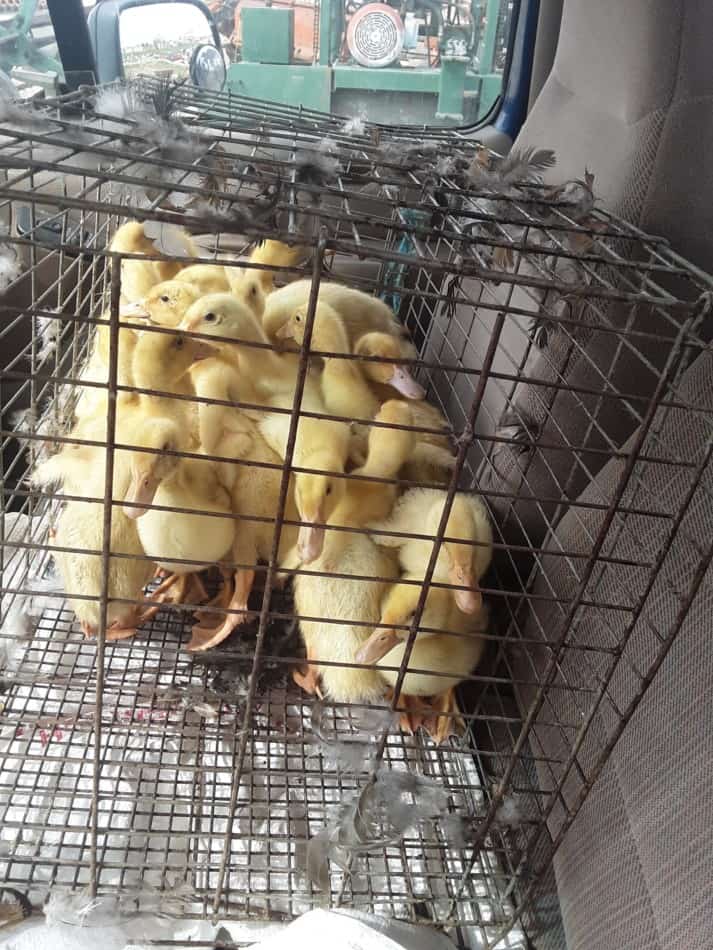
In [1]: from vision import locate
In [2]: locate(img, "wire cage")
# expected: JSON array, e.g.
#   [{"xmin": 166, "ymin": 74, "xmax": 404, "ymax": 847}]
[{"xmin": 0, "ymin": 79, "xmax": 712, "ymax": 948}]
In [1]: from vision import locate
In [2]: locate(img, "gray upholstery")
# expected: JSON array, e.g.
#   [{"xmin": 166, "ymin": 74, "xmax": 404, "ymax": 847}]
[
  {"xmin": 511, "ymin": 344, "xmax": 713, "ymax": 948},
  {"xmin": 481, "ymin": 3, "xmax": 713, "ymax": 946},
  {"xmin": 479, "ymin": 0, "xmax": 713, "ymax": 550}
]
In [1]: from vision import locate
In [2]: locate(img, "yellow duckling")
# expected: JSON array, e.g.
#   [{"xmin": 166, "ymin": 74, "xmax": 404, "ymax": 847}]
[
  {"xmin": 141, "ymin": 280, "xmax": 201, "ymax": 327},
  {"xmin": 292, "ymin": 401, "xmax": 415, "ymax": 702},
  {"xmin": 186, "ymin": 411, "xmax": 301, "ymax": 653},
  {"xmin": 276, "ymin": 302, "xmax": 453, "ymax": 478},
  {"xmin": 180, "ymin": 293, "xmax": 343, "ymax": 562},
  {"xmin": 248, "ymin": 239, "xmax": 305, "ymax": 293},
  {"xmin": 181, "ymin": 292, "xmax": 303, "ymax": 399},
  {"xmin": 276, "ymin": 301, "xmax": 380, "ymax": 424},
  {"xmin": 74, "ymin": 303, "xmax": 147, "ymax": 423},
  {"xmin": 122, "ymin": 416, "xmax": 235, "ymax": 606},
  {"xmin": 356, "ymin": 579, "xmax": 489, "ymax": 744},
  {"xmin": 369, "ymin": 487, "xmax": 493, "ymax": 614},
  {"xmin": 110, "ymin": 221, "xmax": 196, "ymax": 303},
  {"xmin": 354, "ymin": 331, "xmax": 426, "ymax": 400},
  {"xmin": 36, "ymin": 434, "xmax": 154, "ymax": 641},
  {"xmin": 39, "ymin": 324, "xmax": 208, "ymax": 495},
  {"xmin": 130, "ymin": 324, "xmax": 213, "ymax": 431},
  {"xmin": 175, "ymin": 239, "xmax": 301, "ymax": 318},
  {"xmin": 397, "ymin": 401, "xmax": 456, "ymax": 486},
  {"xmin": 52, "ymin": 492, "xmax": 156, "ymax": 641},
  {"xmin": 175, "ymin": 263, "xmax": 231, "ymax": 295},
  {"xmin": 262, "ymin": 278, "xmax": 404, "ymax": 343}
]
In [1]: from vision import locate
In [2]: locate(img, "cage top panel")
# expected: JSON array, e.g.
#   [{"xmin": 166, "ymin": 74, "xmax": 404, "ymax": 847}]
[{"xmin": 0, "ymin": 78, "xmax": 711, "ymax": 320}]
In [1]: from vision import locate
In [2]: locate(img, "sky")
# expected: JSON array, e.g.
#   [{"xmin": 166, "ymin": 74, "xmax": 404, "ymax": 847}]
[{"xmin": 119, "ymin": 3, "xmax": 213, "ymax": 48}]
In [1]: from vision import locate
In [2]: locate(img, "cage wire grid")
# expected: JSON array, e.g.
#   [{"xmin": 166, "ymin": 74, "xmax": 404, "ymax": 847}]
[{"xmin": 0, "ymin": 79, "xmax": 710, "ymax": 948}]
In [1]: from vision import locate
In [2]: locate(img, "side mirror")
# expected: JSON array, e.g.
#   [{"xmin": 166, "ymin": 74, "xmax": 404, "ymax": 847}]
[
  {"xmin": 189, "ymin": 42, "xmax": 226, "ymax": 91},
  {"xmin": 88, "ymin": 0, "xmax": 225, "ymax": 89}
]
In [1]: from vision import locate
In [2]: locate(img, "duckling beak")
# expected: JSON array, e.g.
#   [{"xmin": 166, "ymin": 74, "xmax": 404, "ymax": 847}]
[
  {"xmin": 387, "ymin": 366, "xmax": 426, "ymax": 400},
  {"xmin": 449, "ymin": 563, "xmax": 482, "ymax": 614},
  {"xmin": 120, "ymin": 302, "xmax": 150, "ymax": 320},
  {"xmin": 190, "ymin": 340, "xmax": 217, "ymax": 361},
  {"xmin": 297, "ymin": 520, "xmax": 326, "ymax": 563},
  {"xmin": 356, "ymin": 628, "xmax": 402, "ymax": 664},
  {"xmin": 123, "ymin": 470, "xmax": 159, "ymax": 519},
  {"xmin": 274, "ymin": 321, "xmax": 294, "ymax": 341}
]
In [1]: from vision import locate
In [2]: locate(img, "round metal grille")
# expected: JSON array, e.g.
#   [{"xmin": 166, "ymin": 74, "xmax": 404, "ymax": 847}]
[{"xmin": 346, "ymin": 4, "xmax": 404, "ymax": 68}]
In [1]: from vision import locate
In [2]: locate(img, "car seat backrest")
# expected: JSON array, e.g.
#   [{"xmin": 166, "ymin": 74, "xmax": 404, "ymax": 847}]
[{"xmin": 478, "ymin": 0, "xmax": 713, "ymax": 557}]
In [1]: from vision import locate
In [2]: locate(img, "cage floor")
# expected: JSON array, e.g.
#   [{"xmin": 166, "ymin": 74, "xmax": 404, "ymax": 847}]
[{"xmin": 0, "ymin": 544, "xmax": 526, "ymax": 949}]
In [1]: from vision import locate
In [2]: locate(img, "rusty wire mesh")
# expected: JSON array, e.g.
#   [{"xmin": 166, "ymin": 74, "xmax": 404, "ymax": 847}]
[{"xmin": 0, "ymin": 79, "xmax": 712, "ymax": 948}]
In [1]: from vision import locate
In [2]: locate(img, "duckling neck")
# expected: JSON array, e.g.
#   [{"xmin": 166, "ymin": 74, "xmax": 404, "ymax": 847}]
[{"xmin": 311, "ymin": 316, "xmax": 349, "ymax": 357}]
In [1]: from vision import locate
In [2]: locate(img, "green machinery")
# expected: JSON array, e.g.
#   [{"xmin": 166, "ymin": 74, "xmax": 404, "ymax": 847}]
[
  {"xmin": 226, "ymin": 0, "xmax": 506, "ymax": 125},
  {"xmin": 0, "ymin": 0, "xmax": 63, "ymax": 84}
]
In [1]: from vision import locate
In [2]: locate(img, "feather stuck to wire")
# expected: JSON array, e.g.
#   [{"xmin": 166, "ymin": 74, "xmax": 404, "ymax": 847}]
[
  {"xmin": 309, "ymin": 701, "xmax": 396, "ymax": 773},
  {"xmin": 143, "ymin": 221, "xmax": 197, "ymax": 257},
  {"xmin": 0, "ymin": 88, "xmax": 50, "ymax": 131},
  {"xmin": 341, "ymin": 115, "xmax": 366, "ymax": 137},
  {"xmin": 467, "ymin": 145, "xmax": 557, "ymax": 190},
  {"xmin": 0, "ymin": 228, "xmax": 22, "ymax": 294},
  {"xmin": 305, "ymin": 768, "xmax": 456, "ymax": 890},
  {"xmin": 0, "ymin": 887, "xmax": 33, "ymax": 932},
  {"xmin": 294, "ymin": 139, "xmax": 342, "ymax": 194}
]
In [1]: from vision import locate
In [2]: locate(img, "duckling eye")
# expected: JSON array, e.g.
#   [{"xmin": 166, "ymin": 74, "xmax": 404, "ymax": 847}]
[
  {"xmin": 294, "ymin": 313, "xmax": 302, "ymax": 323},
  {"xmin": 204, "ymin": 312, "xmax": 217, "ymax": 323},
  {"xmin": 160, "ymin": 295, "xmax": 169, "ymax": 303},
  {"xmin": 250, "ymin": 286, "xmax": 257, "ymax": 297},
  {"xmin": 325, "ymin": 484, "xmax": 333, "ymax": 497},
  {"xmin": 174, "ymin": 337, "xmax": 184, "ymax": 349}
]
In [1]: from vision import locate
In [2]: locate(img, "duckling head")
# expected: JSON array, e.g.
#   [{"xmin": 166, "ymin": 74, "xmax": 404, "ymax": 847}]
[
  {"xmin": 122, "ymin": 418, "xmax": 182, "ymax": 519},
  {"xmin": 181, "ymin": 293, "xmax": 264, "ymax": 346},
  {"xmin": 294, "ymin": 472, "xmax": 338, "ymax": 563},
  {"xmin": 143, "ymin": 280, "xmax": 200, "ymax": 327},
  {"xmin": 441, "ymin": 496, "xmax": 491, "ymax": 614},
  {"xmin": 226, "ymin": 267, "xmax": 266, "ymax": 320},
  {"xmin": 275, "ymin": 301, "xmax": 345, "ymax": 352},
  {"xmin": 355, "ymin": 332, "xmax": 425, "ymax": 399},
  {"xmin": 356, "ymin": 579, "xmax": 443, "ymax": 664},
  {"xmin": 132, "ymin": 326, "xmax": 214, "ymax": 388}
]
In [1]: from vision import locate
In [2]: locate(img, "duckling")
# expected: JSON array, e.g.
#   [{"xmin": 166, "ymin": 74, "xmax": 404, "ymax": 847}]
[
  {"xmin": 52, "ymin": 493, "xmax": 156, "ymax": 640},
  {"xmin": 292, "ymin": 401, "xmax": 415, "ymax": 702},
  {"xmin": 175, "ymin": 263, "xmax": 232, "ymax": 295},
  {"xmin": 354, "ymin": 331, "xmax": 426, "ymax": 400},
  {"xmin": 247, "ymin": 239, "xmax": 305, "ymax": 293},
  {"xmin": 36, "ymin": 321, "xmax": 211, "ymax": 524},
  {"xmin": 369, "ymin": 488, "xmax": 493, "ymax": 614},
  {"xmin": 122, "ymin": 416, "xmax": 234, "ymax": 606},
  {"xmin": 180, "ymin": 292, "xmax": 305, "ymax": 400},
  {"xmin": 180, "ymin": 293, "xmax": 342, "ymax": 561},
  {"xmin": 276, "ymin": 301, "xmax": 380, "ymax": 423},
  {"xmin": 74, "ymin": 304, "xmax": 147, "ymax": 423},
  {"xmin": 225, "ymin": 266, "xmax": 266, "ymax": 320},
  {"xmin": 131, "ymin": 324, "xmax": 213, "ymax": 430},
  {"xmin": 110, "ymin": 221, "xmax": 196, "ymax": 303},
  {"xmin": 186, "ymin": 412, "xmax": 301, "ymax": 652},
  {"xmin": 356, "ymin": 579, "xmax": 489, "ymax": 744},
  {"xmin": 37, "ymin": 431, "xmax": 155, "ymax": 640},
  {"xmin": 275, "ymin": 303, "xmax": 454, "ymax": 475},
  {"xmin": 284, "ymin": 404, "xmax": 352, "ymax": 563},
  {"xmin": 142, "ymin": 280, "xmax": 200, "ymax": 327},
  {"xmin": 262, "ymin": 279, "xmax": 404, "ymax": 344},
  {"xmin": 398, "ymin": 402, "xmax": 456, "ymax": 486}
]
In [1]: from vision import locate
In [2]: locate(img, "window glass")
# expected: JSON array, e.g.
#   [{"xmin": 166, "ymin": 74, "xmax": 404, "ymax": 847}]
[
  {"xmin": 119, "ymin": 3, "xmax": 216, "ymax": 81},
  {"xmin": 0, "ymin": 0, "xmax": 517, "ymax": 127}
]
